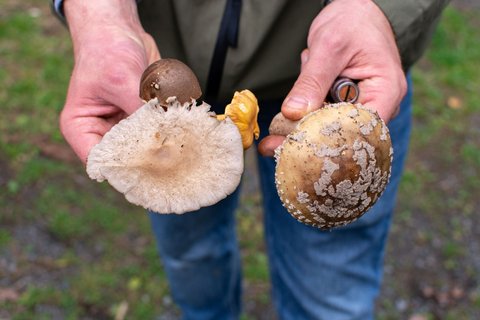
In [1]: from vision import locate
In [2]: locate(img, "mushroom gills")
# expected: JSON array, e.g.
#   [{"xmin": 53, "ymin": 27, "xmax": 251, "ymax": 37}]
[{"xmin": 86, "ymin": 98, "xmax": 244, "ymax": 214}]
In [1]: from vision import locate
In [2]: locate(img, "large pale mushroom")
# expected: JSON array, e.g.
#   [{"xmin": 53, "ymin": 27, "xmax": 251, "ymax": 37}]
[
  {"xmin": 86, "ymin": 59, "xmax": 259, "ymax": 214},
  {"xmin": 270, "ymin": 103, "xmax": 393, "ymax": 229},
  {"xmin": 86, "ymin": 98, "xmax": 244, "ymax": 214}
]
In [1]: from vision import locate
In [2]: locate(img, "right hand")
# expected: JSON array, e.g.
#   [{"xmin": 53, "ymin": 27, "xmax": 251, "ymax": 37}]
[
  {"xmin": 59, "ymin": 0, "xmax": 160, "ymax": 163},
  {"xmin": 258, "ymin": 0, "xmax": 406, "ymax": 157}
]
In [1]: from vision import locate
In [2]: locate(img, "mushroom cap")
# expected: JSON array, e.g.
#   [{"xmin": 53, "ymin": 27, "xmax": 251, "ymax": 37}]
[
  {"xmin": 274, "ymin": 102, "xmax": 393, "ymax": 229},
  {"xmin": 139, "ymin": 59, "xmax": 202, "ymax": 105},
  {"xmin": 224, "ymin": 90, "xmax": 260, "ymax": 149},
  {"xmin": 86, "ymin": 98, "xmax": 244, "ymax": 214}
]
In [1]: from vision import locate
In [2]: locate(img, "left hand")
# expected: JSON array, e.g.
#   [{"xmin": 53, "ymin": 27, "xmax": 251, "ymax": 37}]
[
  {"xmin": 59, "ymin": 0, "xmax": 160, "ymax": 163},
  {"xmin": 258, "ymin": 0, "xmax": 406, "ymax": 156}
]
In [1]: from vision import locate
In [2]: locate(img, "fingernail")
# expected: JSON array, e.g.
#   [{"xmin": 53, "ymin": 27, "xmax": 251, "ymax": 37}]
[{"xmin": 285, "ymin": 96, "xmax": 309, "ymax": 111}]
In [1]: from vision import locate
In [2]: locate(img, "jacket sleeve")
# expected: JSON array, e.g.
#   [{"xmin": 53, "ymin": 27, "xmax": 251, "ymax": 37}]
[
  {"xmin": 373, "ymin": 0, "xmax": 451, "ymax": 70},
  {"xmin": 52, "ymin": 0, "xmax": 65, "ymax": 17}
]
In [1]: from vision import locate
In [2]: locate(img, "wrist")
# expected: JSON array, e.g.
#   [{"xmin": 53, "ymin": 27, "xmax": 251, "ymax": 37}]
[
  {"xmin": 310, "ymin": 0, "xmax": 394, "ymax": 40},
  {"xmin": 65, "ymin": 0, "xmax": 144, "ymax": 42}
]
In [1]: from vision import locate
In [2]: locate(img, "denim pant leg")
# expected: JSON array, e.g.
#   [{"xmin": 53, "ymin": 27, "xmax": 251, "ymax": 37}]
[
  {"xmin": 256, "ymin": 81, "xmax": 412, "ymax": 320},
  {"xmin": 149, "ymin": 189, "xmax": 242, "ymax": 320}
]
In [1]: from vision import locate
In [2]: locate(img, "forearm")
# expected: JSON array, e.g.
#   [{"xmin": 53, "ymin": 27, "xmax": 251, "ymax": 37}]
[
  {"xmin": 65, "ymin": 0, "xmax": 141, "ymax": 30},
  {"xmin": 64, "ymin": 0, "xmax": 145, "ymax": 51}
]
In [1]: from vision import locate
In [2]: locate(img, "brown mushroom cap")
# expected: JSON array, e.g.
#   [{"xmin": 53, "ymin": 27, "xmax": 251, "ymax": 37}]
[
  {"xmin": 273, "ymin": 102, "xmax": 393, "ymax": 229},
  {"xmin": 86, "ymin": 98, "xmax": 243, "ymax": 214},
  {"xmin": 139, "ymin": 59, "xmax": 202, "ymax": 105}
]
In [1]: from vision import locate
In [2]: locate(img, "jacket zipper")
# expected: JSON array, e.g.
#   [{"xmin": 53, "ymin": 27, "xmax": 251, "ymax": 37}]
[{"xmin": 205, "ymin": 0, "xmax": 243, "ymax": 101}]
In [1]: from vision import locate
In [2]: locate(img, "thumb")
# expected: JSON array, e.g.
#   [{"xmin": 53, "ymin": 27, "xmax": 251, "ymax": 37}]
[{"xmin": 282, "ymin": 48, "xmax": 344, "ymax": 120}]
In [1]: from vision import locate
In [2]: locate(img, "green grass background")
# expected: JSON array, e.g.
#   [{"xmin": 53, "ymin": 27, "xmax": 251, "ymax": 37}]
[{"xmin": 1, "ymin": 1, "xmax": 479, "ymax": 319}]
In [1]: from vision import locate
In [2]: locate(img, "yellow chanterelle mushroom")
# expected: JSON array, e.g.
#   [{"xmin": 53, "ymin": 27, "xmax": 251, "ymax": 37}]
[{"xmin": 217, "ymin": 90, "xmax": 260, "ymax": 149}]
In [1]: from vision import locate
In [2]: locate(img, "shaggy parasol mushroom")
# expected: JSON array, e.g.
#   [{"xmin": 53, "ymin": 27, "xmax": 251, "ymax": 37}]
[
  {"xmin": 270, "ymin": 103, "xmax": 393, "ymax": 229},
  {"xmin": 86, "ymin": 59, "xmax": 259, "ymax": 214}
]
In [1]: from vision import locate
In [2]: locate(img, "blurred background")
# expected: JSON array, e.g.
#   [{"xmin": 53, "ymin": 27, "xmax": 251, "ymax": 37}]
[{"xmin": 0, "ymin": 0, "xmax": 479, "ymax": 319}]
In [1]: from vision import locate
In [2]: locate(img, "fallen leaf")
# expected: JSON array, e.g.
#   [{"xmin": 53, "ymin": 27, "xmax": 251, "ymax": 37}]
[
  {"xmin": 409, "ymin": 314, "xmax": 429, "ymax": 320},
  {"xmin": 127, "ymin": 277, "xmax": 141, "ymax": 291},
  {"xmin": 451, "ymin": 286, "xmax": 465, "ymax": 299},
  {"xmin": 35, "ymin": 138, "xmax": 79, "ymax": 163},
  {"xmin": 0, "ymin": 288, "xmax": 19, "ymax": 302},
  {"xmin": 4, "ymin": 133, "xmax": 79, "ymax": 163},
  {"xmin": 436, "ymin": 291, "xmax": 450, "ymax": 306},
  {"xmin": 421, "ymin": 285, "xmax": 435, "ymax": 298},
  {"xmin": 114, "ymin": 301, "xmax": 129, "ymax": 320},
  {"xmin": 447, "ymin": 96, "xmax": 463, "ymax": 110}
]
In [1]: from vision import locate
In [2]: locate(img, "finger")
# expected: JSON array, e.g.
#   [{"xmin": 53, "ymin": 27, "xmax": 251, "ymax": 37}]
[
  {"xmin": 281, "ymin": 43, "xmax": 347, "ymax": 121},
  {"xmin": 258, "ymin": 135, "xmax": 286, "ymax": 157},
  {"xmin": 149, "ymin": 50, "xmax": 161, "ymax": 64},
  {"xmin": 356, "ymin": 74, "xmax": 407, "ymax": 123},
  {"xmin": 60, "ymin": 111, "xmax": 113, "ymax": 164},
  {"xmin": 72, "ymin": 132, "xmax": 103, "ymax": 164},
  {"xmin": 61, "ymin": 126, "xmax": 102, "ymax": 164},
  {"xmin": 144, "ymin": 35, "xmax": 161, "ymax": 64}
]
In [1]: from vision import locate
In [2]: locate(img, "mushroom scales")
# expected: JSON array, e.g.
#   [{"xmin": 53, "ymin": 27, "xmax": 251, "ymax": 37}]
[{"xmin": 271, "ymin": 102, "xmax": 393, "ymax": 229}]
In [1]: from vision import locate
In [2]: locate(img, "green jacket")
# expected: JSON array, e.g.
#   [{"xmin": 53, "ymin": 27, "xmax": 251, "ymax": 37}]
[{"xmin": 138, "ymin": 0, "xmax": 449, "ymax": 103}]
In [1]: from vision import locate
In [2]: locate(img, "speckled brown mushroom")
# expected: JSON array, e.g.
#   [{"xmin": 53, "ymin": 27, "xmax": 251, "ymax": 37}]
[
  {"xmin": 271, "ymin": 102, "xmax": 393, "ymax": 229},
  {"xmin": 139, "ymin": 58, "xmax": 202, "ymax": 105}
]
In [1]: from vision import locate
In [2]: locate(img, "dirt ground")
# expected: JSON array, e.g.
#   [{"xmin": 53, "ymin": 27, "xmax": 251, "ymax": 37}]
[{"xmin": 1, "ymin": 0, "xmax": 479, "ymax": 319}]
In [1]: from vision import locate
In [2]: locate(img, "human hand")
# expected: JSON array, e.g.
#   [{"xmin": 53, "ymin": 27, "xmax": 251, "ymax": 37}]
[
  {"xmin": 258, "ymin": 0, "xmax": 406, "ymax": 156},
  {"xmin": 59, "ymin": 0, "xmax": 160, "ymax": 163}
]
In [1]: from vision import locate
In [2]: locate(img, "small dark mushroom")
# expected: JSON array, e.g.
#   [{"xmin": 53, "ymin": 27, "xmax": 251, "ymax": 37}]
[{"xmin": 139, "ymin": 58, "xmax": 202, "ymax": 105}]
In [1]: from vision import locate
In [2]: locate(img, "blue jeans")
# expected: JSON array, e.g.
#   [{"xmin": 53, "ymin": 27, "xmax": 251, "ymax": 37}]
[{"xmin": 149, "ymin": 81, "xmax": 412, "ymax": 320}]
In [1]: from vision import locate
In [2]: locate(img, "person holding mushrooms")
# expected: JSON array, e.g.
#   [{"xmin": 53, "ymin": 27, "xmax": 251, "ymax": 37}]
[{"xmin": 53, "ymin": 0, "xmax": 449, "ymax": 319}]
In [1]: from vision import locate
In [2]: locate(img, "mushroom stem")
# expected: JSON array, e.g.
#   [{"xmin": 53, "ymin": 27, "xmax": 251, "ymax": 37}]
[{"xmin": 268, "ymin": 112, "xmax": 300, "ymax": 136}]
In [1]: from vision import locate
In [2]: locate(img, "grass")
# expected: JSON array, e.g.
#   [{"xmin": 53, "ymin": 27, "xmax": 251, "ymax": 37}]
[
  {"xmin": 378, "ymin": 3, "xmax": 480, "ymax": 319},
  {"xmin": 0, "ymin": 1, "xmax": 479, "ymax": 319}
]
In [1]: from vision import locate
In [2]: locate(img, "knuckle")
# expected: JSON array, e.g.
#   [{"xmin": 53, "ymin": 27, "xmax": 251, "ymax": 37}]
[
  {"xmin": 59, "ymin": 106, "xmax": 72, "ymax": 138},
  {"xmin": 399, "ymin": 75, "xmax": 408, "ymax": 96},
  {"xmin": 395, "ymin": 73, "xmax": 408, "ymax": 102},
  {"xmin": 297, "ymin": 73, "xmax": 329, "ymax": 96},
  {"xmin": 315, "ymin": 31, "xmax": 347, "ymax": 54},
  {"xmin": 100, "ymin": 61, "xmax": 133, "ymax": 89}
]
